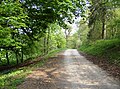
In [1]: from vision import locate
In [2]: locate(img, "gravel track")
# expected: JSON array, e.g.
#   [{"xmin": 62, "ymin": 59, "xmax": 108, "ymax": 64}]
[{"xmin": 17, "ymin": 49, "xmax": 120, "ymax": 89}]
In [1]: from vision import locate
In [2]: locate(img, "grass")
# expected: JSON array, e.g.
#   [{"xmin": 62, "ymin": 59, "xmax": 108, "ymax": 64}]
[
  {"xmin": 79, "ymin": 39, "xmax": 120, "ymax": 65},
  {"xmin": 0, "ymin": 48, "xmax": 66, "ymax": 89},
  {"xmin": 0, "ymin": 67, "xmax": 32, "ymax": 89},
  {"xmin": 44, "ymin": 48, "xmax": 66, "ymax": 59}
]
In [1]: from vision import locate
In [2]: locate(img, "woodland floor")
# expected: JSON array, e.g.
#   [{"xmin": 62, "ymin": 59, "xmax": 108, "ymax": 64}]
[
  {"xmin": 0, "ymin": 56, "xmax": 43, "ymax": 71},
  {"xmin": 17, "ymin": 49, "xmax": 120, "ymax": 89}
]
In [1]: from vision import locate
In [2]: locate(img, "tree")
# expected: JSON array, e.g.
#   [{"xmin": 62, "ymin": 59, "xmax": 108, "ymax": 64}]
[
  {"xmin": 0, "ymin": 0, "xmax": 27, "ymax": 64},
  {"xmin": 0, "ymin": 0, "xmax": 86, "ymax": 65},
  {"xmin": 64, "ymin": 24, "xmax": 72, "ymax": 48},
  {"xmin": 20, "ymin": 0, "xmax": 85, "ymax": 40},
  {"xmin": 87, "ymin": 0, "xmax": 120, "ymax": 41}
]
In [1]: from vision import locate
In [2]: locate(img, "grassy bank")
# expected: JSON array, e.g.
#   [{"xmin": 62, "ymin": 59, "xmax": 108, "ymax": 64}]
[
  {"xmin": 79, "ymin": 39, "xmax": 120, "ymax": 66},
  {"xmin": 0, "ymin": 48, "xmax": 66, "ymax": 89}
]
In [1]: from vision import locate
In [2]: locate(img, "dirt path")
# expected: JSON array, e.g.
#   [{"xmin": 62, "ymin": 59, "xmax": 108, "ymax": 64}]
[{"xmin": 17, "ymin": 49, "xmax": 120, "ymax": 89}]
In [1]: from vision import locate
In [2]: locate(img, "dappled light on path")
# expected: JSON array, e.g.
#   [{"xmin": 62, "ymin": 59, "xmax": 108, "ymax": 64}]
[{"xmin": 18, "ymin": 49, "xmax": 120, "ymax": 89}]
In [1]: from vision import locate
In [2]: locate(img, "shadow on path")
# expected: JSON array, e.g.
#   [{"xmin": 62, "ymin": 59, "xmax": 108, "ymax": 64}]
[{"xmin": 17, "ymin": 49, "xmax": 120, "ymax": 89}]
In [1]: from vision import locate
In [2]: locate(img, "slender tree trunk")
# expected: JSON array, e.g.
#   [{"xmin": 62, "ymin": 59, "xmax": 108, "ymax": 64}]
[
  {"xmin": 46, "ymin": 30, "xmax": 50, "ymax": 54},
  {"xmin": 15, "ymin": 50, "xmax": 19, "ymax": 64},
  {"xmin": 66, "ymin": 35, "xmax": 68, "ymax": 48},
  {"xmin": 102, "ymin": 19, "xmax": 105, "ymax": 39},
  {"xmin": 101, "ymin": 8, "xmax": 106, "ymax": 39},
  {"xmin": 43, "ymin": 37, "xmax": 46, "ymax": 55},
  {"xmin": 21, "ymin": 47, "xmax": 23, "ymax": 63},
  {"xmin": 6, "ymin": 51, "xmax": 9, "ymax": 65},
  {"xmin": 0, "ymin": 49, "xmax": 2, "ymax": 63},
  {"xmin": 64, "ymin": 28, "xmax": 72, "ymax": 48},
  {"xmin": 65, "ymin": 30, "xmax": 68, "ymax": 48},
  {"xmin": 111, "ymin": 28, "xmax": 114, "ymax": 38}
]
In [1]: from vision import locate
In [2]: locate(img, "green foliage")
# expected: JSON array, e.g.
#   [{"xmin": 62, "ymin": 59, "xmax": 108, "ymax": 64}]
[
  {"xmin": 74, "ymin": 0, "xmax": 120, "ymax": 67},
  {"xmin": 67, "ymin": 22, "xmax": 89, "ymax": 49},
  {"xmin": 48, "ymin": 23, "xmax": 66, "ymax": 49},
  {"xmin": 106, "ymin": 8, "xmax": 120, "ymax": 39},
  {"xmin": 88, "ymin": 0, "xmax": 120, "ymax": 40},
  {"xmin": 79, "ymin": 39, "xmax": 120, "ymax": 65},
  {"xmin": 0, "ymin": 0, "xmax": 85, "ymax": 65}
]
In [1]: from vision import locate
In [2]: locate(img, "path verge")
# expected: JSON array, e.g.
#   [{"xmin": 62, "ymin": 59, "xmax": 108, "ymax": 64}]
[{"xmin": 79, "ymin": 51, "xmax": 120, "ymax": 80}]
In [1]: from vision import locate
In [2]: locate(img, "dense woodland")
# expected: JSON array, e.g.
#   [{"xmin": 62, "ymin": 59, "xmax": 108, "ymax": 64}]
[
  {"xmin": 0, "ymin": 0, "xmax": 84, "ymax": 65},
  {"xmin": 69, "ymin": 0, "xmax": 120, "ymax": 65},
  {"xmin": 0, "ymin": 0, "xmax": 120, "ymax": 88},
  {"xmin": 0, "ymin": 0, "xmax": 120, "ymax": 66}
]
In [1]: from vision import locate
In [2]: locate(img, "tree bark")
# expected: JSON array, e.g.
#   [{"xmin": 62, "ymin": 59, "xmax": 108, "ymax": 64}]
[
  {"xmin": 0, "ymin": 49, "xmax": 2, "ymax": 63},
  {"xmin": 43, "ymin": 37, "xmax": 46, "ymax": 55},
  {"xmin": 102, "ymin": 19, "xmax": 105, "ymax": 39},
  {"xmin": 101, "ymin": 8, "xmax": 106, "ymax": 39},
  {"xmin": 15, "ymin": 50, "xmax": 19, "ymax": 64},
  {"xmin": 6, "ymin": 51, "xmax": 9, "ymax": 65},
  {"xmin": 65, "ymin": 29, "xmax": 71, "ymax": 48},
  {"xmin": 46, "ymin": 29, "xmax": 50, "ymax": 54},
  {"xmin": 21, "ymin": 48, "xmax": 23, "ymax": 63}
]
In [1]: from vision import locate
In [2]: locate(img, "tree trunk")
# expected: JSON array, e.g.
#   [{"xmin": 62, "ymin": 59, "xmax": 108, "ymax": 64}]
[
  {"xmin": 65, "ymin": 30, "xmax": 68, "ymax": 48},
  {"xmin": 0, "ymin": 49, "xmax": 2, "ymax": 63},
  {"xmin": 46, "ymin": 30, "xmax": 50, "ymax": 54},
  {"xmin": 102, "ymin": 19, "xmax": 105, "ymax": 39},
  {"xmin": 6, "ymin": 51, "xmax": 9, "ymax": 65},
  {"xmin": 43, "ymin": 37, "xmax": 46, "ymax": 55},
  {"xmin": 15, "ymin": 50, "xmax": 19, "ymax": 64},
  {"xmin": 101, "ymin": 8, "xmax": 106, "ymax": 39},
  {"xmin": 66, "ymin": 35, "xmax": 68, "ymax": 48},
  {"xmin": 21, "ymin": 48, "xmax": 23, "ymax": 63}
]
